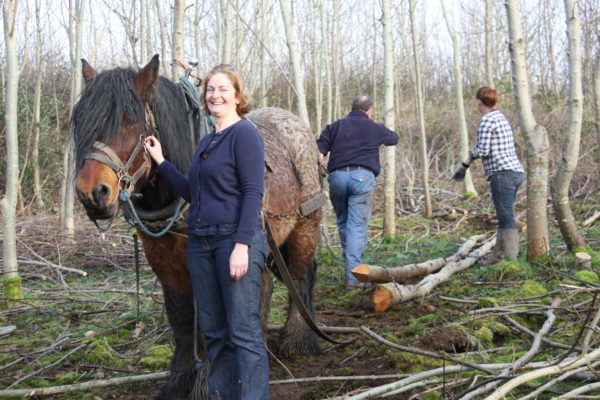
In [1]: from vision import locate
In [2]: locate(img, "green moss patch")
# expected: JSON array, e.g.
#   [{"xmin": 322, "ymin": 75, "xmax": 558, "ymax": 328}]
[
  {"xmin": 574, "ymin": 270, "xmax": 600, "ymax": 284},
  {"xmin": 139, "ymin": 344, "xmax": 173, "ymax": 370}
]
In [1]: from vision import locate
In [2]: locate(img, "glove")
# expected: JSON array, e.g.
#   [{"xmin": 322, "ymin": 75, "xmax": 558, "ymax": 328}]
[{"xmin": 452, "ymin": 162, "xmax": 469, "ymax": 182}]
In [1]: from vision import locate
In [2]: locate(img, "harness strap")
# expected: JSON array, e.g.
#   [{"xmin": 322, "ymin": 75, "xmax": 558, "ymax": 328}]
[
  {"xmin": 84, "ymin": 141, "xmax": 149, "ymax": 193},
  {"xmin": 264, "ymin": 218, "xmax": 352, "ymax": 346}
]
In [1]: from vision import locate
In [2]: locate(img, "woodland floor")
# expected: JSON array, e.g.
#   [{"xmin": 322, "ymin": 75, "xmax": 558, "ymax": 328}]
[{"xmin": 1, "ymin": 192, "xmax": 599, "ymax": 399}]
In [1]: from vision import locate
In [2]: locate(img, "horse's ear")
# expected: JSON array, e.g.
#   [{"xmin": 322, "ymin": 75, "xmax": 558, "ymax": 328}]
[
  {"xmin": 81, "ymin": 59, "xmax": 98, "ymax": 83},
  {"xmin": 134, "ymin": 55, "xmax": 160, "ymax": 103}
]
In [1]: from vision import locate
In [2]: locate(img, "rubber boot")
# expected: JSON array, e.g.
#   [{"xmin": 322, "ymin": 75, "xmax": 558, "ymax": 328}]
[
  {"xmin": 481, "ymin": 229, "xmax": 505, "ymax": 266},
  {"xmin": 501, "ymin": 228, "xmax": 519, "ymax": 259}
]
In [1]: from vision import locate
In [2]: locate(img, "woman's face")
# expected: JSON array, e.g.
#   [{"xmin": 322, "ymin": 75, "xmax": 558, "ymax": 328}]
[{"xmin": 205, "ymin": 73, "xmax": 239, "ymax": 119}]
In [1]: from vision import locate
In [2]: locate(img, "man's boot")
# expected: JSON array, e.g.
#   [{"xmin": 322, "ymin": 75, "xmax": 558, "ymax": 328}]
[{"xmin": 501, "ymin": 228, "xmax": 519, "ymax": 259}]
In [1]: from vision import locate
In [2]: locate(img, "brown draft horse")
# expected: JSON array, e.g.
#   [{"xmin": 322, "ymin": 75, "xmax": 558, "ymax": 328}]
[{"xmin": 72, "ymin": 55, "xmax": 323, "ymax": 399}]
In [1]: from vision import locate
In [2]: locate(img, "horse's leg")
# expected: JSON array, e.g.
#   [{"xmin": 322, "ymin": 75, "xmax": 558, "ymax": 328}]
[
  {"xmin": 157, "ymin": 286, "xmax": 203, "ymax": 400},
  {"xmin": 277, "ymin": 216, "xmax": 322, "ymax": 356},
  {"xmin": 141, "ymin": 235, "xmax": 208, "ymax": 400},
  {"xmin": 259, "ymin": 267, "xmax": 273, "ymax": 334}
]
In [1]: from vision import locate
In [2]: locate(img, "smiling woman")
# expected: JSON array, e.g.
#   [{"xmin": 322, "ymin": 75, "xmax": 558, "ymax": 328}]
[{"xmin": 144, "ymin": 63, "xmax": 270, "ymax": 399}]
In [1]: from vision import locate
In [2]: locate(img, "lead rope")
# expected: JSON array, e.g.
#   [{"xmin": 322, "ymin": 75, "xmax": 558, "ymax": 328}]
[{"xmin": 133, "ymin": 231, "xmax": 140, "ymax": 322}]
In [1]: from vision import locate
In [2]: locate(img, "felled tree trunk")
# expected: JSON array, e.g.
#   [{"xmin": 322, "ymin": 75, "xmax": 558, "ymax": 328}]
[
  {"xmin": 373, "ymin": 240, "xmax": 495, "ymax": 312},
  {"xmin": 352, "ymin": 234, "xmax": 486, "ymax": 283}
]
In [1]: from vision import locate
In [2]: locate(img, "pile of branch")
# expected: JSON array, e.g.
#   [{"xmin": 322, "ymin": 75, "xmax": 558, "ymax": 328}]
[
  {"xmin": 367, "ymin": 235, "xmax": 495, "ymax": 312},
  {"xmin": 325, "ymin": 287, "xmax": 600, "ymax": 399}
]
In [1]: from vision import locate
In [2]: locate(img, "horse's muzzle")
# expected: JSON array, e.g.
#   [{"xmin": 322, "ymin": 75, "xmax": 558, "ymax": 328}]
[{"xmin": 76, "ymin": 186, "xmax": 120, "ymax": 220}]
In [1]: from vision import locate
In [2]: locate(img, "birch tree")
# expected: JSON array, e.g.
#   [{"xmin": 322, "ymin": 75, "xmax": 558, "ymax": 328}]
[
  {"xmin": 279, "ymin": 0, "xmax": 310, "ymax": 126},
  {"xmin": 32, "ymin": 0, "xmax": 44, "ymax": 210},
  {"xmin": 594, "ymin": 45, "xmax": 600, "ymax": 162},
  {"xmin": 485, "ymin": 0, "xmax": 494, "ymax": 87},
  {"xmin": 60, "ymin": 0, "xmax": 85, "ymax": 236},
  {"xmin": 550, "ymin": 0, "xmax": 586, "ymax": 250},
  {"xmin": 154, "ymin": 0, "xmax": 169, "ymax": 75},
  {"xmin": 2, "ymin": 0, "xmax": 23, "ymax": 301},
  {"xmin": 505, "ymin": 0, "xmax": 551, "ymax": 260},
  {"xmin": 409, "ymin": 0, "xmax": 432, "ymax": 218},
  {"xmin": 441, "ymin": 0, "xmax": 478, "ymax": 199},
  {"xmin": 172, "ymin": 0, "xmax": 185, "ymax": 80},
  {"xmin": 221, "ymin": 0, "xmax": 233, "ymax": 64},
  {"xmin": 382, "ymin": 0, "xmax": 396, "ymax": 237}
]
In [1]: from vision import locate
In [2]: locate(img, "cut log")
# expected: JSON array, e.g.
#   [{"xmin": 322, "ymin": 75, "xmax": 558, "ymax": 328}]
[
  {"xmin": 582, "ymin": 210, "xmax": 600, "ymax": 227},
  {"xmin": 373, "ymin": 239, "xmax": 496, "ymax": 312},
  {"xmin": 352, "ymin": 234, "xmax": 486, "ymax": 283},
  {"xmin": 574, "ymin": 252, "xmax": 592, "ymax": 269}
]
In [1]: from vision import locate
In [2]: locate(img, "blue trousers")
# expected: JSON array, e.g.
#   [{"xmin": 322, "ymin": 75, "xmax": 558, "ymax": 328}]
[
  {"xmin": 187, "ymin": 229, "xmax": 270, "ymax": 400},
  {"xmin": 489, "ymin": 171, "xmax": 524, "ymax": 229},
  {"xmin": 328, "ymin": 169, "xmax": 375, "ymax": 284}
]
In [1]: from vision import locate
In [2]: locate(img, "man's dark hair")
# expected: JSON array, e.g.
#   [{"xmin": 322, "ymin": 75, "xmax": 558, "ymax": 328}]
[{"xmin": 351, "ymin": 96, "xmax": 373, "ymax": 112}]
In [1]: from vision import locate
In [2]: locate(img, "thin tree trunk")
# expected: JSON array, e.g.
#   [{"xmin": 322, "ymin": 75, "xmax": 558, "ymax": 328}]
[
  {"xmin": 409, "ymin": 0, "xmax": 432, "ymax": 218},
  {"xmin": 2, "ymin": 0, "xmax": 23, "ymax": 301},
  {"xmin": 140, "ymin": 0, "xmax": 146, "ymax": 65},
  {"xmin": 222, "ymin": 0, "xmax": 233, "ymax": 64},
  {"xmin": 312, "ymin": 0, "xmax": 322, "ymax": 136},
  {"xmin": 32, "ymin": 0, "xmax": 44, "ymax": 210},
  {"xmin": 322, "ymin": 2, "xmax": 332, "ymax": 124},
  {"xmin": 505, "ymin": 0, "xmax": 550, "ymax": 261},
  {"xmin": 485, "ymin": 0, "xmax": 494, "ymax": 87},
  {"xmin": 594, "ymin": 45, "xmax": 600, "ymax": 163},
  {"xmin": 154, "ymin": 0, "xmax": 169, "ymax": 75},
  {"xmin": 441, "ymin": 0, "xmax": 477, "ymax": 198},
  {"xmin": 279, "ymin": 0, "xmax": 310, "ymax": 127},
  {"xmin": 61, "ymin": 0, "xmax": 85, "ymax": 236},
  {"xmin": 550, "ymin": 0, "xmax": 586, "ymax": 250},
  {"xmin": 382, "ymin": 0, "xmax": 396, "ymax": 237},
  {"xmin": 172, "ymin": 0, "xmax": 185, "ymax": 81}
]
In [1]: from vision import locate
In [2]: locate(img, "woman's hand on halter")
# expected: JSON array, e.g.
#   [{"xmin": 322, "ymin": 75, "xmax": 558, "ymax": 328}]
[
  {"xmin": 229, "ymin": 243, "xmax": 249, "ymax": 280},
  {"xmin": 144, "ymin": 136, "xmax": 165, "ymax": 165}
]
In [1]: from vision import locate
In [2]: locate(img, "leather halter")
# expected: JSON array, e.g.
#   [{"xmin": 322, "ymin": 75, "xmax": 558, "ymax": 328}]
[{"xmin": 83, "ymin": 105, "xmax": 155, "ymax": 199}]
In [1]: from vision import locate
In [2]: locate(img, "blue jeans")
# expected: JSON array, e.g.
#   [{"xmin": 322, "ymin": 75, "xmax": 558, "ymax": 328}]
[
  {"xmin": 328, "ymin": 169, "xmax": 375, "ymax": 283},
  {"xmin": 187, "ymin": 229, "xmax": 270, "ymax": 400},
  {"xmin": 489, "ymin": 171, "xmax": 524, "ymax": 229}
]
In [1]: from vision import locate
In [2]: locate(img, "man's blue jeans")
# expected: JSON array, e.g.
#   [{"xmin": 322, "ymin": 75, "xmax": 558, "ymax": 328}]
[
  {"xmin": 187, "ymin": 229, "xmax": 270, "ymax": 400},
  {"xmin": 489, "ymin": 171, "xmax": 524, "ymax": 229},
  {"xmin": 328, "ymin": 169, "xmax": 375, "ymax": 284}
]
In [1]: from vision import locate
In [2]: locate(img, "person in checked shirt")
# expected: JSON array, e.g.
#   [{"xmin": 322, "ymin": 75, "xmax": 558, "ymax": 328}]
[{"xmin": 453, "ymin": 87, "xmax": 524, "ymax": 264}]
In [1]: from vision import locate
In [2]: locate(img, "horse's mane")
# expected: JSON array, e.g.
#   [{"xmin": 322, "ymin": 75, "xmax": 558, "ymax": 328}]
[{"xmin": 71, "ymin": 66, "xmax": 194, "ymax": 208}]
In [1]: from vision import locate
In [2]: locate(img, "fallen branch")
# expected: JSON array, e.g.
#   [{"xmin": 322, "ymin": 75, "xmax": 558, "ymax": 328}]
[
  {"xmin": 504, "ymin": 315, "xmax": 580, "ymax": 351},
  {"xmin": 582, "ymin": 210, "xmax": 600, "ymax": 227},
  {"xmin": 326, "ymin": 359, "xmax": 561, "ymax": 400},
  {"xmin": 518, "ymin": 361, "xmax": 600, "ymax": 400},
  {"xmin": 373, "ymin": 240, "xmax": 495, "ymax": 311},
  {"xmin": 351, "ymin": 234, "xmax": 486, "ymax": 283},
  {"xmin": 555, "ymin": 381, "xmax": 600, "ymax": 399},
  {"xmin": 0, "ymin": 371, "xmax": 169, "ymax": 398},
  {"xmin": 16, "ymin": 238, "xmax": 87, "ymax": 276},
  {"xmin": 270, "ymin": 373, "xmax": 409, "ymax": 385},
  {"xmin": 459, "ymin": 298, "xmax": 561, "ymax": 399},
  {"xmin": 483, "ymin": 347, "xmax": 600, "ymax": 400},
  {"xmin": 360, "ymin": 326, "xmax": 496, "ymax": 374}
]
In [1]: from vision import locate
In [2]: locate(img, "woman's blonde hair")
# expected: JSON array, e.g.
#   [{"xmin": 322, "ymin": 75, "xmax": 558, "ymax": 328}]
[{"xmin": 201, "ymin": 64, "xmax": 252, "ymax": 115}]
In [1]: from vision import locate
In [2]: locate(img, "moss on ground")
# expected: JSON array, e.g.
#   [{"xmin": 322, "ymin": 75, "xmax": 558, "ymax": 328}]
[
  {"xmin": 139, "ymin": 344, "xmax": 173, "ymax": 369},
  {"xmin": 574, "ymin": 270, "xmax": 600, "ymax": 284}
]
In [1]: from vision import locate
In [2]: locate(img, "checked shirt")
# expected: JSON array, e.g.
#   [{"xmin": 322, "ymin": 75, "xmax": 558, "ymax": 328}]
[{"xmin": 469, "ymin": 110, "xmax": 524, "ymax": 178}]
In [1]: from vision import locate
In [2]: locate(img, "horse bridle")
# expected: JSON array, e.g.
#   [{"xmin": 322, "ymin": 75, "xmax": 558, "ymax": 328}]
[{"xmin": 84, "ymin": 139, "xmax": 150, "ymax": 200}]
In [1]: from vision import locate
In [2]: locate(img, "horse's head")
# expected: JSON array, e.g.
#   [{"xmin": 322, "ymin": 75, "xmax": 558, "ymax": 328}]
[{"xmin": 72, "ymin": 56, "xmax": 160, "ymax": 220}]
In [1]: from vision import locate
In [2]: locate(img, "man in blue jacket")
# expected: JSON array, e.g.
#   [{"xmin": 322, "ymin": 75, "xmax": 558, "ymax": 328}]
[{"xmin": 317, "ymin": 96, "xmax": 398, "ymax": 288}]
